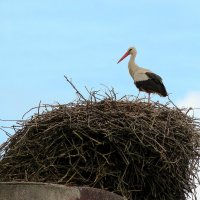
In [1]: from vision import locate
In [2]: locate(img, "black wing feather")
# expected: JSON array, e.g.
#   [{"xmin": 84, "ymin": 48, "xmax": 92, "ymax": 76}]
[
  {"xmin": 146, "ymin": 72, "xmax": 163, "ymax": 84},
  {"xmin": 145, "ymin": 72, "xmax": 167, "ymax": 96}
]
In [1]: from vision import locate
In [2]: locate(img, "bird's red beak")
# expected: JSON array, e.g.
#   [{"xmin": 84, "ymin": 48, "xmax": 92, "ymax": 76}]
[{"xmin": 117, "ymin": 51, "xmax": 130, "ymax": 64}]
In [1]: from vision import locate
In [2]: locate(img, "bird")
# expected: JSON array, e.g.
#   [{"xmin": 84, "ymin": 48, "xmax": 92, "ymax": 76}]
[{"xmin": 117, "ymin": 47, "xmax": 167, "ymax": 103}]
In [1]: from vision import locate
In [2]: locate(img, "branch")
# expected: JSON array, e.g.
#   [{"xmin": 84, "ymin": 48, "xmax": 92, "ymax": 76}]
[{"xmin": 64, "ymin": 75, "xmax": 87, "ymax": 101}]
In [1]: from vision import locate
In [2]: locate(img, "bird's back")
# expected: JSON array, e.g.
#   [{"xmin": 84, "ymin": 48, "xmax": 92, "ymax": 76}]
[{"xmin": 132, "ymin": 67, "xmax": 151, "ymax": 82}]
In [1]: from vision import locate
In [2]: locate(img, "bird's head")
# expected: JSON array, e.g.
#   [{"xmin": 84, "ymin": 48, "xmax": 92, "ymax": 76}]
[{"xmin": 117, "ymin": 47, "xmax": 137, "ymax": 64}]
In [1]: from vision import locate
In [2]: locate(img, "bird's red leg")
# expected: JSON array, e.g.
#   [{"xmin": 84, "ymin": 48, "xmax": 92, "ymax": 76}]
[{"xmin": 148, "ymin": 93, "xmax": 151, "ymax": 104}]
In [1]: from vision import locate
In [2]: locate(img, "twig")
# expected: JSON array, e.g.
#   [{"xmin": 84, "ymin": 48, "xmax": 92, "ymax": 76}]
[
  {"xmin": 64, "ymin": 75, "xmax": 87, "ymax": 101},
  {"xmin": 167, "ymin": 95, "xmax": 181, "ymax": 110}
]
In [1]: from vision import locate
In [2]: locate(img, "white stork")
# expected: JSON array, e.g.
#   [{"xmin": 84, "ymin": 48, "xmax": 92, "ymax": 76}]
[{"xmin": 117, "ymin": 47, "xmax": 167, "ymax": 103}]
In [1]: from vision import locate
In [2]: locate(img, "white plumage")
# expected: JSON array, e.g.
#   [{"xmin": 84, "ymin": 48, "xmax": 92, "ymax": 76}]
[{"xmin": 117, "ymin": 47, "xmax": 167, "ymax": 103}]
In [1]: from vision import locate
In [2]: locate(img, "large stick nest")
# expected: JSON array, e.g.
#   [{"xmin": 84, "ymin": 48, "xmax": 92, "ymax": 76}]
[{"xmin": 0, "ymin": 90, "xmax": 200, "ymax": 200}]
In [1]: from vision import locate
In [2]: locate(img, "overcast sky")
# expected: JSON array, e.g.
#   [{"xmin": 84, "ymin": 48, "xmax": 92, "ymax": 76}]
[{"xmin": 0, "ymin": 0, "xmax": 200, "ymax": 198}]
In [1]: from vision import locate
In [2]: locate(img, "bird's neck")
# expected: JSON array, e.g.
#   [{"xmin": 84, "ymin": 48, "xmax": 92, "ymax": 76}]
[{"xmin": 128, "ymin": 55, "xmax": 139, "ymax": 75}]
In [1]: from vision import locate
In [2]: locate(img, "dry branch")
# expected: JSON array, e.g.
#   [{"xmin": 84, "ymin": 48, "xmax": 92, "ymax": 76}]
[{"xmin": 0, "ymin": 82, "xmax": 199, "ymax": 200}]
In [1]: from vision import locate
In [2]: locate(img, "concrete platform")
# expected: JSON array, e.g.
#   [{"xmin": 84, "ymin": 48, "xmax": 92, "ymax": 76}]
[{"xmin": 0, "ymin": 182, "xmax": 125, "ymax": 200}]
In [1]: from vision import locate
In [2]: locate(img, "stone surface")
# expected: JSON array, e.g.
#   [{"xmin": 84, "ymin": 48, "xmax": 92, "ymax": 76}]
[{"xmin": 0, "ymin": 182, "xmax": 125, "ymax": 200}]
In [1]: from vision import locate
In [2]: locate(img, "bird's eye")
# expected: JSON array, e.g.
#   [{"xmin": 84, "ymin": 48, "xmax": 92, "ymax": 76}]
[{"xmin": 129, "ymin": 49, "xmax": 132, "ymax": 52}]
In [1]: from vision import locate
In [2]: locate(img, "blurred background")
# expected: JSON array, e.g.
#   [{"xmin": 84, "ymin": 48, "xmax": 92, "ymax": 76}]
[{"xmin": 0, "ymin": 0, "xmax": 200, "ymax": 198}]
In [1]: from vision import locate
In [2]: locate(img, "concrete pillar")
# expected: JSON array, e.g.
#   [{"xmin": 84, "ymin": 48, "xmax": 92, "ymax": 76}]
[{"xmin": 0, "ymin": 182, "xmax": 125, "ymax": 200}]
